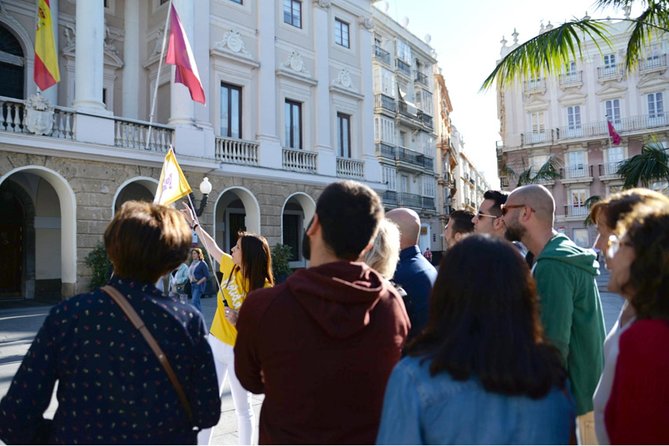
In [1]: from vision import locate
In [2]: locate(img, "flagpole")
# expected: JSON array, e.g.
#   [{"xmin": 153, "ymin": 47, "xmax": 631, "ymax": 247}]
[
  {"xmin": 186, "ymin": 193, "xmax": 223, "ymax": 301},
  {"xmin": 145, "ymin": 0, "xmax": 174, "ymax": 151}
]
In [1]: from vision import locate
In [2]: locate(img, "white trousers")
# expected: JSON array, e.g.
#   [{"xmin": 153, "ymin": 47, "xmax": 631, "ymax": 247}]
[{"xmin": 197, "ymin": 335, "xmax": 255, "ymax": 445}]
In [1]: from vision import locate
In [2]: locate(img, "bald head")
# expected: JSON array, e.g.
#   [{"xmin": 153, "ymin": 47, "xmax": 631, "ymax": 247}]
[
  {"xmin": 508, "ymin": 184, "xmax": 555, "ymax": 226},
  {"xmin": 386, "ymin": 208, "xmax": 421, "ymax": 249}
]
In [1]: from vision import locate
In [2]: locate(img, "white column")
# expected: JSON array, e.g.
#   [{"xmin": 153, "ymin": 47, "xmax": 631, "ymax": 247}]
[
  {"xmin": 43, "ymin": 0, "xmax": 59, "ymax": 105},
  {"xmin": 73, "ymin": 0, "xmax": 106, "ymax": 112},
  {"xmin": 313, "ymin": 2, "xmax": 336, "ymax": 177},
  {"xmin": 360, "ymin": 18, "xmax": 382, "ymax": 184},
  {"xmin": 169, "ymin": 0, "xmax": 195, "ymax": 125},
  {"xmin": 122, "ymin": 0, "xmax": 140, "ymax": 119},
  {"xmin": 256, "ymin": 0, "xmax": 282, "ymax": 168}
]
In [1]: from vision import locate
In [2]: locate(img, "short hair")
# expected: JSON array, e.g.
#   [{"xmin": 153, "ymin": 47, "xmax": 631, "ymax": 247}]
[
  {"xmin": 511, "ymin": 185, "xmax": 555, "ymax": 225},
  {"xmin": 316, "ymin": 181, "xmax": 384, "ymax": 260},
  {"xmin": 618, "ymin": 209, "xmax": 669, "ymax": 320},
  {"xmin": 104, "ymin": 201, "xmax": 191, "ymax": 283},
  {"xmin": 482, "ymin": 190, "xmax": 508, "ymax": 216},
  {"xmin": 448, "ymin": 209, "xmax": 475, "ymax": 235},
  {"xmin": 361, "ymin": 218, "xmax": 401, "ymax": 279},
  {"xmin": 588, "ymin": 188, "xmax": 669, "ymax": 231},
  {"xmin": 408, "ymin": 235, "xmax": 565, "ymax": 397}
]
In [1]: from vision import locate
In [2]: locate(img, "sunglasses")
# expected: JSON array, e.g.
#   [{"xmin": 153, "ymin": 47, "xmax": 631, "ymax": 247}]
[
  {"xmin": 500, "ymin": 203, "xmax": 535, "ymax": 216},
  {"xmin": 476, "ymin": 211, "xmax": 499, "ymax": 219}
]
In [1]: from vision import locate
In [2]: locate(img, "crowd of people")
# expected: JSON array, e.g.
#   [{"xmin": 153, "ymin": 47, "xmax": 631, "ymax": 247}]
[{"xmin": 0, "ymin": 180, "xmax": 667, "ymax": 445}]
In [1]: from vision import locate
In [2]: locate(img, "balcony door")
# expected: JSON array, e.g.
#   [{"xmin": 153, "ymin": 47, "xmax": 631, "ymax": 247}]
[
  {"xmin": 221, "ymin": 82, "xmax": 242, "ymax": 138},
  {"xmin": 0, "ymin": 25, "xmax": 25, "ymax": 100}
]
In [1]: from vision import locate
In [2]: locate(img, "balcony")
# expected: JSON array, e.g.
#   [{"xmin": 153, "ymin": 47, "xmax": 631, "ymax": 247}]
[
  {"xmin": 282, "ymin": 148, "xmax": 317, "ymax": 173},
  {"xmin": 522, "ymin": 131, "xmax": 550, "ymax": 145},
  {"xmin": 559, "ymin": 71, "xmax": 583, "ymax": 88},
  {"xmin": 415, "ymin": 71, "xmax": 429, "ymax": 86},
  {"xmin": 383, "ymin": 190, "xmax": 398, "ymax": 206},
  {"xmin": 1, "ymin": 95, "xmax": 75, "ymax": 140},
  {"xmin": 215, "ymin": 137, "xmax": 259, "ymax": 166},
  {"xmin": 396, "ymin": 58, "xmax": 411, "ymax": 77},
  {"xmin": 555, "ymin": 113, "xmax": 669, "ymax": 142},
  {"xmin": 396, "ymin": 146, "xmax": 434, "ymax": 170},
  {"xmin": 523, "ymin": 78, "xmax": 546, "ymax": 95},
  {"xmin": 373, "ymin": 45, "xmax": 391, "ymax": 65},
  {"xmin": 375, "ymin": 142, "xmax": 396, "ymax": 159},
  {"xmin": 114, "ymin": 118, "xmax": 173, "ymax": 152},
  {"xmin": 599, "ymin": 161, "xmax": 622, "ymax": 178},
  {"xmin": 374, "ymin": 94, "xmax": 396, "ymax": 113},
  {"xmin": 561, "ymin": 164, "xmax": 593, "ymax": 181},
  {"xmin": 336, "ymin": 157, "xmax": 364, "ymax": 179},
  {"xmin": 640, "ymin": 54, "xmax": 667, "ymax": 75},
  {"xmin": 564, "ymin": 205, "xmax": 589, "ymax": 217},
  {"xmin": 597, "ymin": 65, "xmax": 623, "ymax": 81},
  {"xmin": 417, "ymin": 110, "xmax": 433, "ymax": 130}
]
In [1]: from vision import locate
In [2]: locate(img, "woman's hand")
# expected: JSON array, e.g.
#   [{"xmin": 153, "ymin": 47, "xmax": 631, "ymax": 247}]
[
  {"xmin": 180, "ymin": 202, "xmax": 196, "ymax": 227},
  {"xmin": 224, "ymin": 307, "xmax": 239, "ymax": 326}
]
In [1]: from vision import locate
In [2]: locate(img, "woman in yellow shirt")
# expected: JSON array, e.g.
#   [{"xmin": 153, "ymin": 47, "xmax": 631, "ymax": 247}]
[{"xmin": 182, "ymin": 205, "xmax": 274, "ymax": 445}]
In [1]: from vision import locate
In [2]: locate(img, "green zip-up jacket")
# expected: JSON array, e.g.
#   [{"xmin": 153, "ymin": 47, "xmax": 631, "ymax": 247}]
[{"xmin": 533, "ymin": 233, "xmax": 605, "ymax": 416}]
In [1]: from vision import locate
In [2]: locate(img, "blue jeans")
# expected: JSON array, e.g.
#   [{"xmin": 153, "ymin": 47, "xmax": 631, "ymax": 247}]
[{"xmin": 190, "ymin": 282, "xmax": 204, "ymax": 312}]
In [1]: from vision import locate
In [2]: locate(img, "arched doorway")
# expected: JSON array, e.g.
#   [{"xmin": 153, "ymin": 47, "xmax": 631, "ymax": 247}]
[
  {"xmin": 213, "ymin": 187, "xmax": 261, "ymax": 253},
  {"xmin": 281, "ymin": 193, "xmax": 316, "ymax": 268},
  {"xmin": 0, "ymin": 24, "xmax": 26, "ymax": 99},
  {"xmin": 0, "ymin": 167, "xmax": 76, "ymax": 300},
  {"xmin": 113, "ymin": 178, "xmax": 158, "ymax": 213}
]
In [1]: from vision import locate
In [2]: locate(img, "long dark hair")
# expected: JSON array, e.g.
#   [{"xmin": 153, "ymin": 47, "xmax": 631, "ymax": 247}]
[
  {"xmin": 227, "ymin": 232, "xmax": 274, "ymax": 293},
  {"xmin": 408, "ymin": 234, "xmax": 565, "ymax": 398}
]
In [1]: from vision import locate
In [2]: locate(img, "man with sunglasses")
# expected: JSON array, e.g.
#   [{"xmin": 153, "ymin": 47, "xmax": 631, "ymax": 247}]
[
  {"xmin": 502, "ymin": 184, "xmax": 605, "ymax": 444},
  {"xmin": 472, "ymin": 190, "xmax": 508, "ymax": 238}
]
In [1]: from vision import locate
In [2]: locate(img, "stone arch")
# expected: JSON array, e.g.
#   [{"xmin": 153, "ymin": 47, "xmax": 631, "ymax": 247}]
[
  {"xmin": 112, "ymin": 177, "xmax": 159, "ymax": 213},
  {"xmin": 212, "ymin": 186, "xmax": 261, "ymax": 252},
  {"xmin": 281, "ymin": 192, "xmax": 316, "ymax": 267},
  {"xmin": 0, "ymin": 166, "xmax": 77, "ymax": 297}
]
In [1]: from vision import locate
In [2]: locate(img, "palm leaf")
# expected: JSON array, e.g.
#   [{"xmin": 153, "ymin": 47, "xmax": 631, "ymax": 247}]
[
  {"xmin": 617, "ymin": 142, "xmax": 669, "ymax": 188},
  {"xmin": 481, "ymin": 20, "xmax": 612, "ymax": 90},
  {"xmin": 583, "ymin": 195, "xmax": 602, "ymax": 226},
  {"xmin": 533, "ymin": 155, "xmax": 562, "ymax": 182},
  {"xmin": 516, "ymin": 167, "xmax": 534, "ymax": 186}
]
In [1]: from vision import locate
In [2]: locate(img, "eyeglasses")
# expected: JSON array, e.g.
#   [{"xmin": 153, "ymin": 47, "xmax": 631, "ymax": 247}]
[
  {"xmin": 607, "ymin": 234, "xmax": 632, "ymax": 258},
  {"xmin": 500, "ymin": 203, "xmax": 534, "ymax": 216},
  {"xmin": 476, "ymin": 211, "xmax": 499, "ymax": 219}
]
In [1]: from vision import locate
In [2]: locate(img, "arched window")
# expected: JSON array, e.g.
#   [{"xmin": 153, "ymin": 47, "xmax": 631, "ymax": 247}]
[{"xmin": 0, "ymin": 25, "xmax": 25, "ymax": 99}]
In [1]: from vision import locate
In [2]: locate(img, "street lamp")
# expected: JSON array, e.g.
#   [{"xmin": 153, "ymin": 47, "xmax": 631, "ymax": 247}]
[{"xmin": 189, "ymin": 177, "xmax": 213, "ymax": 216}]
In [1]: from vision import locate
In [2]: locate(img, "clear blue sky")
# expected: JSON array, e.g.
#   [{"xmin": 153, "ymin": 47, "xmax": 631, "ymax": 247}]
[{"xmin": 381, "ymin": 0, "xmax": 640, "ymax": 187}]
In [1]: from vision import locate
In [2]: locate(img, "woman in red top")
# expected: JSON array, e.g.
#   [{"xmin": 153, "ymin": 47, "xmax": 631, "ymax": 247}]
[{"xmin": 604, "ymin": 208, "xmax": 669, "ymax": 444}]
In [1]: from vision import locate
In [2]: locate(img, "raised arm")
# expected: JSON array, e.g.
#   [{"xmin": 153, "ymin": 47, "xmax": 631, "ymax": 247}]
[{"xmin": 180, "ymin": 203, "xmax": 224, "ymax": 263}]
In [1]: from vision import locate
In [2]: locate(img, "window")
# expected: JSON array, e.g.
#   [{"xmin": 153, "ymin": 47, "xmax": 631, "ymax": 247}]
[
  {"xmin": 573, "ymin": 228, "xmax": 589, "ymax": 248},
  {"xmin": 374, "ymin": 116, "xmax": 395, "ymax": 143},
  {"xmin": 565, "ymin": 61, "xmax": 577, "ymax": 75},
  {"xmin": 221, "ymin": 83, "xmax": 242, "ymax": 138},
  {"xmin": 334, "ymin": 18, "xmax": 350, "ymax": 48},
  {"xmin": 604, "ymin": 54, "xmax": 616, "ymax": 69},
  {"xmin": 570, "ymin": 189, "xmax": 588, "ymax": 216},
  {"xmin": 373, "ymin": 66, "xmax": 395, "ymax": 95},
  {"xmin": 0, "ymin": 26, "xmax": 25, "ymax": 99},
  {"xmin": 283, "ymin": 0, "xmax": 302, "ymax": 28},
  {"xmin": 282, "ymin": 213, "xmax": 301, "ymax": 262},
  {"xmin": 648, "ymin": 92, "xmax": 664, "ymax": 119},
  {"xmin": 396, "ymin": 39, "xmax": 411, "ymax": 64},
  {"xmin": 383, "ymin": 166, "xmax": 396, "ymax": 191},
  {"xmin": 530, "ymin": 154, "xmax": 549, "ymax": 172},
  {"xmin": 605, "ymin": 99, "xmax": 621, "ymax": 124},
  {"xmin": 422, "ymin": 176, "xmax": 435, "ymax": 197},
  {"xmin": 284, "ymin": 99, "xmax": 302, "ymax": 149},
  {"xmin": 567, "ymin": 106, "xmax": 581, "ymax": 129},
  {"xmin": 567, "ymin": 151, "xmax": 587, "ymax": 178},
  {"xmin": 400, "ymin": 175, "xmax": 410, "ymax": 193},
  {"xmin": 607, "ymin": 146, "xmax": 624, "ymax": 163},
  {"xmin": 529, "ymin": 111, "xmax": 545, "ymax": 134},
  {"xmin": 415, "ymin": 89, "xmax": 433, "ymax": 116},
  {"xmin": 337, "ymin": 113, "xmax": 351, "ymax": 158}
]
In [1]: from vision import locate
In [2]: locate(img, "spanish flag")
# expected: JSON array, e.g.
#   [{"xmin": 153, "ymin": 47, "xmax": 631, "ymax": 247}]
[
  {"xmin": 154, "ymin": 148, "xmax": 192, "ymax": 206},
  {"xmin": 34, "ymin": 0, "xmax": 60, "ymax": 91}
]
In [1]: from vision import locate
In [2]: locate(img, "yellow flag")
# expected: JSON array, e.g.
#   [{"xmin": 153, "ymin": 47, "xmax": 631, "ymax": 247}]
[{"xmin": 154, "ymin": 148, "xmax": 192, "ymax": 205}]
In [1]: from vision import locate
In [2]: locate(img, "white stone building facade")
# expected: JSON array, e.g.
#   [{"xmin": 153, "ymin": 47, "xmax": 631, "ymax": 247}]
[
  {"xmin": 0, "ymin": 0, "xmax": 384, "ymax": 299},
  {"xmin": 497, "ymin": 19, "xmax": 669, "ymax": 247}
]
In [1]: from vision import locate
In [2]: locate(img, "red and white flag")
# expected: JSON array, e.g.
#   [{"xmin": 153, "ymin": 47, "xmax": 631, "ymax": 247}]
[
  {"xmin": 607, "ymin": 120, "xmax": 622, "ymax": 145},
  {"xmin": 166, "ymin": 4, "xmax": 205, "ymax": 104}
]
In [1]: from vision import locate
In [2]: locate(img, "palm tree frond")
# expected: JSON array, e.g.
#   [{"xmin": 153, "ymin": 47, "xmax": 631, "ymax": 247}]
[
  {"xmin": 482, "ymin": 20, "xmax": 612, "ymax": 90},
  {"xmin": 533, "ymin": 155, "xmax": 562, "ymax": 181},
  {"xmin": 617, "ymin": 142, "xmax": 669, "ymax": 188},
  {"xmin": 583, "ymin": 195, "xmax": 602, "ymax": 226}
]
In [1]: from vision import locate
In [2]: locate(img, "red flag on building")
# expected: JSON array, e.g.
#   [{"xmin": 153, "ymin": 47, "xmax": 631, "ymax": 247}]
[
  {"xmin": 34, "ymin": 0, "xmax": 60, "ymax": 90},
  {"xmin": 165, "ymin": 4, "xmax": 205, "ymax": 104},
  {"xmin": 607, "ymin": 120, "xmax": 622, "ymax": 145}
]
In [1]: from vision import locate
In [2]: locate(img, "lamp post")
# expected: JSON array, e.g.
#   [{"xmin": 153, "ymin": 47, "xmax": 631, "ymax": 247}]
[{"xmin": 189, "ymin": 177, "xmax": 213, "ymax": 216}]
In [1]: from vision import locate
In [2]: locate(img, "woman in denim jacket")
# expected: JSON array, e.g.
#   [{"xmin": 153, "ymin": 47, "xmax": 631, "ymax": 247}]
[
  {"xmin": 377, "ymin": 235, "xmax": 575, "ymax": 444},
  {"xmin": 188, "ymin": 248, "xmax": 209, "ymax": 311}
]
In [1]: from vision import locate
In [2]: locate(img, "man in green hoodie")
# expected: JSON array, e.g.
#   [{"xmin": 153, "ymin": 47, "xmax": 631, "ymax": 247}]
[{"xmin": 502, "ymin": 184, "xmax": 605, "ymax": 443}]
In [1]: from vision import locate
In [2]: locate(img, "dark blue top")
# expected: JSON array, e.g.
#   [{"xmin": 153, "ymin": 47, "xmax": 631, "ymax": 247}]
[
  {"xmin": 392, "ymin": 245, "xmax": 438, "ymax": 342},
  {"xmin": 191, "ymin": 260, "xmax": 210, "ymax": 282},
  {"xmin": 0, "ymin": 276, "xmax": 221, "ymax": 445}
]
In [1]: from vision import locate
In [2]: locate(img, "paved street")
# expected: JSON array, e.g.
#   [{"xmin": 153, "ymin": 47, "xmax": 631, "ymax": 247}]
[{"xmin": 0, "ymin": 272, "xmax": 623, "ymax": 444}]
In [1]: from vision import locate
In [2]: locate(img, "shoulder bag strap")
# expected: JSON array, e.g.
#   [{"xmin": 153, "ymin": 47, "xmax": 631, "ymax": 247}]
[{"xmin": 101, "ymin": 285, "xmax": 193, "ymax": 422}]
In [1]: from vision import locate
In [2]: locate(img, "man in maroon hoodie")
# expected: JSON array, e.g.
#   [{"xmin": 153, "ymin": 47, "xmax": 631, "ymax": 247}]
[{"xmin": 235, "ymin": 180, "xmax": 410, "ymax": 444}]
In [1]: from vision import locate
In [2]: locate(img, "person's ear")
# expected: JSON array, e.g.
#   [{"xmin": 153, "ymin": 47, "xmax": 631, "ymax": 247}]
[
  {"xmin": 453, "ymin": 231, "xmax": 463, "ymax": 242},
  {"xmin": 307, "ymin": 214, "xmax": 320, "ymax": 236}
]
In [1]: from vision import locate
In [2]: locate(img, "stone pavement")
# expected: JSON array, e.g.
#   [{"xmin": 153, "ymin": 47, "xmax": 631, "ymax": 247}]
[{"xmin": 0, "ymin": 271, "xmax": 622, "ymax": 444}]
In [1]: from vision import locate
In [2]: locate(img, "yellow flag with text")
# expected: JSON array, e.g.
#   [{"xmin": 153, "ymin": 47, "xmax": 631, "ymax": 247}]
[{"xmin": 154, "ymin": 148, "xmax": 192, "ymax": 206}]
